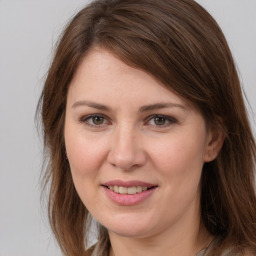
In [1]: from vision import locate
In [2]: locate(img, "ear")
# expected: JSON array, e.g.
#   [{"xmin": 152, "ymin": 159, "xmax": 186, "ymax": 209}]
[{"xmin": 204, "ymin": 125, "xmax": 225, "ymax": 162}]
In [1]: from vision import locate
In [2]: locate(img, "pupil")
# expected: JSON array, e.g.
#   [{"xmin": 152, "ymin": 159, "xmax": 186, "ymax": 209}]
[
  {"xmin": 155, "ymin": 117, "xmax": 165, "ymax": 125},
  {"xmin": 93, "ymin": 116, "xmax": 104, "ymax": 125}
]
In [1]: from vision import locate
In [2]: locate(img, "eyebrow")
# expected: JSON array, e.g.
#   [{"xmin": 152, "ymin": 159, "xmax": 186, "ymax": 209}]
[
  {"xmin": 138, "ymin": 103, "xmax": 185, "ymax": 112},
  {"xmin": 72, "ymin": 100, "xmax": 185, "ymax": 112},
  {"xmin": 72, "ymin": 100, "xmax": 110, "ymax": 111}
]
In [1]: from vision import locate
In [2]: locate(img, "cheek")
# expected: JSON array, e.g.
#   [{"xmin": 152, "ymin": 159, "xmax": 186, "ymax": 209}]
[
  {"xmin": 154, "ymin": 140, "xmax": 204, "ymax": 169},
  {"xmin": 148, "ymin": 130, "xmax": 207, "ymax": 181},
  {"xmin": 65, "ymin": 127, "xmax": 108, "ymax": 178},
  {"xmin": 149, "ymin": 134, "xmax": 206, "ymax": 215},
  {"xmin": 64, "ymin": 128, "xmax": 109, "ymax": 208}
]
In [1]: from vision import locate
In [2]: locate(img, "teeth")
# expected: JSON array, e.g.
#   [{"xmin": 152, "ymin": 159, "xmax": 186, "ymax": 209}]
[
  {"xmin": 137, "ymin": 186, "xmax": 142, "ymax": 193},
  {"xmin": 127, "ymin": 187, "xmax": 136, "ymax": 194},
  {"xmin": 119, "ymin": 186, "xmax": 128, "ymax": 194},
  {"xmin": 108, "ymin": 186, "xmax": 151, "ymax": 194}
]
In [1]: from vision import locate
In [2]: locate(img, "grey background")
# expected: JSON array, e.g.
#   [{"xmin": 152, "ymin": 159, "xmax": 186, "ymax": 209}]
[{"xmin": 0, "ymin": 1, "xmax": 255, "ymax": 255}]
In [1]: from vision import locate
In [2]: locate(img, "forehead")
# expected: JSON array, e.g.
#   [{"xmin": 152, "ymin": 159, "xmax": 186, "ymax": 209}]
[{"xmin": 68, "ymin": 47, "xmax": 189, "ymax": 108}]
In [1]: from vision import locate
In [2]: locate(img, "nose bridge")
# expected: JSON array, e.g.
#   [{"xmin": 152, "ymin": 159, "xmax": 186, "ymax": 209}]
[{"xmin": 108, "ymin": 122, "xmax": 145, "ymax": 170}]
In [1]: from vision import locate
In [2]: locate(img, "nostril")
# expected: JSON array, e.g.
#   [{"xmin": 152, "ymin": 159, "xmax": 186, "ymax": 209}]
[
  {"xmin": 107, "ymin": 144, "xmax": 147, "ymax": 170},
  {"xmin": 108, "ymin": 151, "xmax": 138, "ymax": 170}
]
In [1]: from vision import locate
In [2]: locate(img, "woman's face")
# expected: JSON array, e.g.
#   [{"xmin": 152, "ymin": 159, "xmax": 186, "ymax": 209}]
[{"xmin": 65, "ymin": 48, "xmax": 217, "ymax": 239}]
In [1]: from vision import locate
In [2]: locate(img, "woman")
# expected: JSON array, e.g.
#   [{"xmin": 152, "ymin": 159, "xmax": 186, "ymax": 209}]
[{"xmin": 38, "ymin": 0, "xmax": 256, "ymax": 255}]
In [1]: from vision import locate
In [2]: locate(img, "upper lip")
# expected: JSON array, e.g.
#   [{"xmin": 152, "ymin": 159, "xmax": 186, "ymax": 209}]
[{"xmin": 102, "ymin": 180, "xmax": 157, "ymax": 188}]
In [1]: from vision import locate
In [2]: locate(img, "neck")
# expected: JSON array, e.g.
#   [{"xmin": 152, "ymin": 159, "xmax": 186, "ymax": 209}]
[{"xmin": 108, "ymin": 220, "xmax": 213, "ymax": 256}]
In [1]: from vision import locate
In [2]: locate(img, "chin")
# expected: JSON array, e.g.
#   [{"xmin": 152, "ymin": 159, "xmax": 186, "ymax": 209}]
[
  {"xmin": 101, "ymin": 216, "xmax": 155, "ymax": 239},
  {"xmin": 91, "ymin": 205, "xmax": 161, "ymax": 239},
  {"xmin": 109, "ymin": 226, "xmax": 150, "ymax": 239}
]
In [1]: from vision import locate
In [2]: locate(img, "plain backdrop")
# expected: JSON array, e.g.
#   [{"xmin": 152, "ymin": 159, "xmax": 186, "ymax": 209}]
[{"xmin": 0, "ymin": 1, "xmax": 255, "ymax": 255}]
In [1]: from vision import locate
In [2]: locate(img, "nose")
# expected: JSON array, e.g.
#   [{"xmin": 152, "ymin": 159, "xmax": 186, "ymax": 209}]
[{"xmin": 107, "ymin": 126, "xmax": 146, "ymax": 170}]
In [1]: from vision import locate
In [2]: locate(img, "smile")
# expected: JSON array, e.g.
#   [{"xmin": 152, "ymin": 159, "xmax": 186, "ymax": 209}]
[
  {"xmin": 102, "ymin": 180, "xmax": 158, "ymax": 206},
  {"xmin": 106, "ymin": 185, "xmax": 153, "ymax": 195}
]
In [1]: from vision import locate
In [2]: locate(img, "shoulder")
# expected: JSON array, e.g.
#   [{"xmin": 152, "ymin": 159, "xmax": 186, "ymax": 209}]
[
  {"xmin": 244, "ymin": 252, "xmax": 256, "ymax": 256},
  {"xmin": 203, "ymin": 237, "xmax": 256, "ymax": 256},
  {"xmin": 216, "ymin": 247, "xmax": 256, "ymax": 256},
  {"xmin": 85, "ymin": 245, "xmax": 95, "ymax": 256},
  {"xmin": 86, "ymin": 238, "xmax": 109, "ymax": 256}
]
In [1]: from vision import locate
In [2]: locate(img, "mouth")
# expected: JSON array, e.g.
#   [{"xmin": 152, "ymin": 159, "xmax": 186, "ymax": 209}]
[
  {"xmin": 102, "ymin": 180, "xmax": 158, "ymax": 206},
  {"xmin": 103, "ymin": 185, "xmax": 157, "ymax": 195}
]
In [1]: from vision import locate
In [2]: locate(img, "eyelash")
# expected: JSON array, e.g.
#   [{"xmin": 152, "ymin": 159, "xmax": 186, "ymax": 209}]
[
  {"xmin": 79, "ymin": 114, "xmax": 177, "ymax": 129},
  {"xmin": 146, "ymin": 114, "xmax": 177, "ymax": 128},
  {"xmin": 79, "ymin": 114, "xmax": 109, "ymax": 128}
]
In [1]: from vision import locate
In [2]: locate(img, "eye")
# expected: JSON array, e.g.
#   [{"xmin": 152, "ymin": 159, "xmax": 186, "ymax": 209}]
[
  {"xmin": 90, "ymin": 116, "xmax": 105, "ymax": 125},
  {"xmin": 80, "ymin": 114, "xmax": 110, "ymax": 128},
  {"xmin": 146, "ymin": 115, "xmax": 177, "ymax": 127},
  {"xmin": 153, "ymin": 116, "xmax": 167, "ymax": 126}
]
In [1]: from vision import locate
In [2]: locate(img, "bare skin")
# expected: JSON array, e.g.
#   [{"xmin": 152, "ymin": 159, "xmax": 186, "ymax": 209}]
[{"xmin": 65, "ymin": 47, "xmax": 224, "ymax": 256}]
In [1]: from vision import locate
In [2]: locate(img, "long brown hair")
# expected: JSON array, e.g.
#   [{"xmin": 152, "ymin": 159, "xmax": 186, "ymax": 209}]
[{"xmin": 38, "ymin": 0, "xmax": 256, "ymax": 255}]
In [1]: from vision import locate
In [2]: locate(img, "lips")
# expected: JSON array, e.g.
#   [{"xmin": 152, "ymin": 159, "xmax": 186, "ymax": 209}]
[
  {"xmin": 103, "ymin": 180, "xmax": 156, "ymax": 188},
  {"xmin": 102, "ymin": 180, "xmax": 158, "ymax": 205},
  {"xmin": 107, "ymin": 185, "xmax": 149, "ymax": 195}
]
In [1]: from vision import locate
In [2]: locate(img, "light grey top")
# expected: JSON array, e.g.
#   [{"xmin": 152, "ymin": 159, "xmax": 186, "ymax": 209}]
[{"xmin": 89, "ymin": 236, "xmax": 235, "ymax": 256}]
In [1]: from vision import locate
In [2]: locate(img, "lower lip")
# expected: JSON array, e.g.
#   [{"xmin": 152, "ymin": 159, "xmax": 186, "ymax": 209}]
[{"xmin": 102, "ymin": 186, "xmax": 157, "ymax": 206}]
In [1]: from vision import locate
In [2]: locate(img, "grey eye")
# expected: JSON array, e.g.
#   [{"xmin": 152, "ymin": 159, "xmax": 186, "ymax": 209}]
[
  {"xmin": 146, "ymin": 114, "xmax": 177, "ymax": 128},
  {"xmin": 92, "ymin": 116, "xmax": 105, "ymax": 125},
  {"xmin": 154, "ymin": 116, "xmax": 167, "ymax": 126},
  {"xmin": 80, "ymin": 114, "xmax": 108, "ymax": 127}
]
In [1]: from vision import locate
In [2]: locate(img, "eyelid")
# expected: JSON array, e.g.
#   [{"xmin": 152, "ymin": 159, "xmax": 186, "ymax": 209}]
[
  {"xmin": 78, "ymin": 113, "xmax": 177, "ymax": 129},
  {"xmin": 145, "ymin": 114, "xmax": 177, "ymax": 127},
  {"xmin": 79, "ymin": 113, "xmax": 111, "ymax": 128}
]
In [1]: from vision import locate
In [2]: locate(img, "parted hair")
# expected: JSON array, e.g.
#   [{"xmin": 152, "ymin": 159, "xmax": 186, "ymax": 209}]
[{"xmin": 38, "ymin": 0, "xmax": 256, "ymax": 255}]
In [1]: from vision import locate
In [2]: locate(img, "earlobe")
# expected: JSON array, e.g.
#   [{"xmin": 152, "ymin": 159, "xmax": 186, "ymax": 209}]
[{"xmin": 204, "ymin": 126, "xmax": 225, "ymax": 162}]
